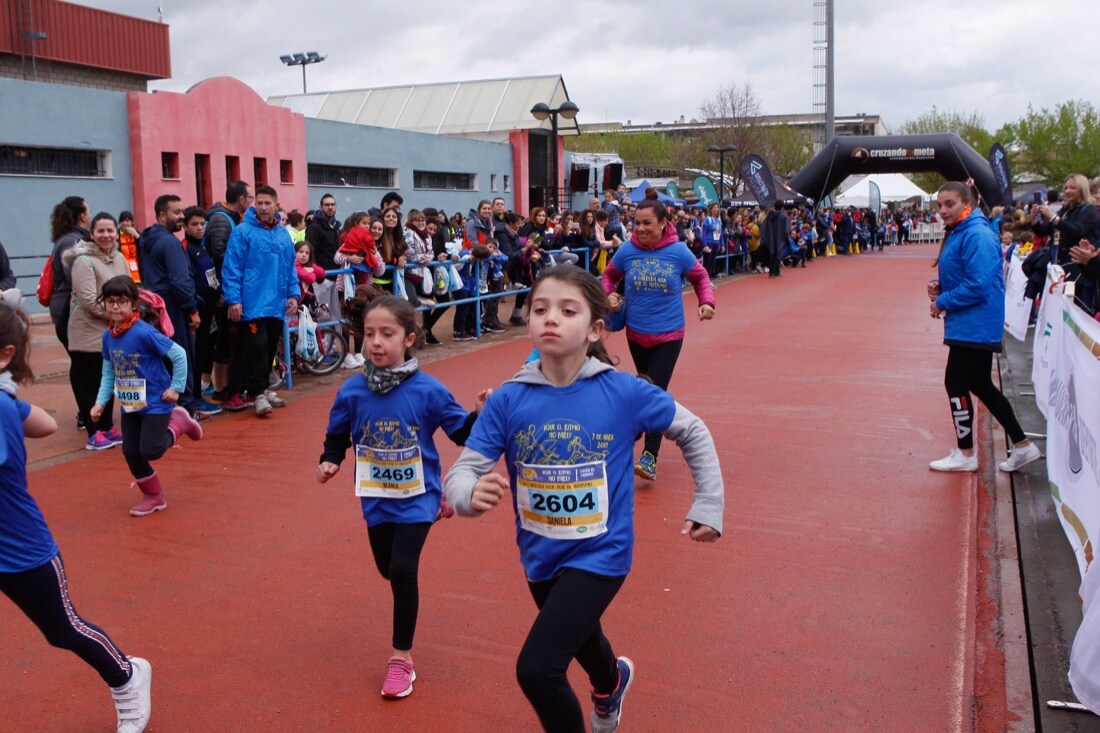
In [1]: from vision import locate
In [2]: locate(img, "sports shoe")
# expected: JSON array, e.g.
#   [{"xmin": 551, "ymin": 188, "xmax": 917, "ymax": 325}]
[
  {"xmin": 195, "ymin": 399, "xmax": 223, "ymax": 417},
  {"xmin": 929, "ymin": 448, "xmax": 978, "ymax": 472},
  {"xmin": 222, "ymin": 394, "xmax": 253, "ymax": 412},
  {"xmin": 104, "ymin": 427, "xmax": 124, "ymax": 447},
  {"xmin": 86, "ymin": 430, "xmax": 117, "ymax": 451},
  {"xmin": 254, "ymin": 393, "xmax": 273, "ymax": 417},
  {"xmin": 591, "ymin": 656, "xmax": 634, "ymax": 733},
  {"xmin": 509, "ymin": 315, "xmax": 527, "ymax": 327},
  {"xmin": 453, "ymin": 332, "xmax": 475, "ymax": 342},
  {"xmin": 425, "ymin": 331, "xmax": 442, "ymax": 346},
  {"xmin": 482, "ymin": 321, "xmax": 506, "ymax": 333},
  {"xmin": 343, "ymin": 354, "xmax": 363, "ymax": 370},
  {"xmin": 264, "ymin": 390, "xmax": 287, "ymax": 408},
  {"xmin": 111, "ymin": 656, "xmax": 152, "ymax": 733},
  {"xmin": 75, "ymin": 412, "xmax": 85, "ymax": 431},
  {"xmin": 634, "ymin": 451, "xmax": 657, "ymax": 481},
  {"xmin": 381, "ymin": 656, "xmax": 416, "ymax": 698},
  {"xmin": 998, "ymin": 442, "xmax": 1042, "ymax": 473},
  {"xmin": 202, "ymin": 384, "xmax": 215, "ymax": 397}
]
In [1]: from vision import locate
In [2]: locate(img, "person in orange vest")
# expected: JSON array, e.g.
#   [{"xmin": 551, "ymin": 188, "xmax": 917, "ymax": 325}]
[{"xmin": 118, "ymin": 211, "xmax": 142, "ymax": 283}]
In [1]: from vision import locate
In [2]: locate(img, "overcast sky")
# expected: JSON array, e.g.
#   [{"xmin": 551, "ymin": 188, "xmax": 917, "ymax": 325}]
[{"xmin": 91, "ymin": 0, "xmax": 1099, "ymax": 133}]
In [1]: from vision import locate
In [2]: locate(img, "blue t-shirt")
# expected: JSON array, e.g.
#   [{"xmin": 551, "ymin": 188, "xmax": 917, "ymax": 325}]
[
  {"xmin": 101, "ymin": 320, "xmax": 177, "ymax": 415},
  {"xmin": 610, "ymin": 241, "xmax": 699, "ymax": 336},
  {"xmin": 466, "ymin": 370, "xmax": 676, "ymax": 582},
  {"xmin": 326, "ymin": 371, "xmax": 469, "ymax": 525},
  {"xmin": 0, "ymin": 393, "xmax": 58, "ymax": 573}
]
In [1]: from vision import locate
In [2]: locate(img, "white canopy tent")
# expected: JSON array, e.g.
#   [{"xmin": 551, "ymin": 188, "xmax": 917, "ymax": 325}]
[{"xmin": 834, "ymin": 174, "xmax": 931, "ymax": 207}]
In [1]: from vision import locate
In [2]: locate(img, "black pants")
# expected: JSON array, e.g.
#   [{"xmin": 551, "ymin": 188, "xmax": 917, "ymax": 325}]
[
  {"xmin": 367, "ymin": 522, "xmax": 432, "ymax": 651},
  {"xmin": 702, "ymin": 247, "xmax": 718, "ymax": 278},
  {"xmin": 192, "ymin": 307, "xmax": 214, "ymax": 397},
  {"xmin": 768, "ymin": 244, "xmax": 782, "ymax": 276},
  {"xmin": 484, "ymin": 277, "xmax": 504, "ymax": 325},
  {"xmin": 163, "ymin": 303, "xmax": 197, "ymax": 413},
  {"xmin": 517, "ymin": 569, "xmax": 625, "ymax": 733},
  {"xmin": 423, "ymin": 292, "xmax": 452, "ymax": 333},
  {"xmin": 69, "ymin": 350, "xmax": 113, "ymax": 436},
  {"xmin": 944, "ymin": 345, "xmax": 1026, "ymax": 451},
  {"xmin": 120, "ymin": 411, "xmax": 172, "ymax": 479},
  {"xmin": 0, "ymin": 554, "xmax": 132, "ymax": 688},
  {"xmin": 452, "ymin": 289, "xmax": 476, "ymax": 335},
  {"xmin": 243, "ymin": 317, "xmax": 283, "ymax": 398},
  {"xmin": 628, "ymin": 338, "xmax": 683, "ymax": 458}
]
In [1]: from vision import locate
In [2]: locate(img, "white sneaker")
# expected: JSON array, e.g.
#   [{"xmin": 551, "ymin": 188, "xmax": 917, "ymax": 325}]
[
  {"xmin": 112, "ymin": 656, "xmax": 151, "ymax": 733},
  {"xmin": 264, "ymin": 389, "xmax": 287, "ymax": 408},
  {"xmin": 254, "ymin": 393, "xmax": 273, "ymax": 416},
  {"xmin": 342, "ymin": 354, "xmax": 361, "ymax": 370},
  {"xmin": 929, "ymin": 448, "xmax": 978, "ymax": 472},
  {"xmin": 998, "ymin": 442, "xmax": 1042, "ymax": 472}
]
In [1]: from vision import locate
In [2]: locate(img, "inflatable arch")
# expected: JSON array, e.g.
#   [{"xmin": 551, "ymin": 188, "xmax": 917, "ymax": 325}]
[{"xmin": 787, "ymin": 133, "xmax": 1003, "ymax": 207}]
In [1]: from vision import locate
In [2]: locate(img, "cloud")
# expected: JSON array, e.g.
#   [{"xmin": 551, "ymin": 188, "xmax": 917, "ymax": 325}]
[{"xmin": 86, "ymin": 0, "xmax": 1100, "ymax": 134}]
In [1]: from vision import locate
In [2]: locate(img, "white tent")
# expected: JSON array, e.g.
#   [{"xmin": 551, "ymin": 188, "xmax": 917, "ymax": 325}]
[{"xmin": 834, "ymin": 174, "xmax": 930, "ymax": 207}]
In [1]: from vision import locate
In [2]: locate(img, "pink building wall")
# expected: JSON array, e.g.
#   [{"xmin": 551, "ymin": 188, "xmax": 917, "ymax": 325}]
[{"xmin": 128, "ymin": 77, "xmax": 307, "ymax": 226}]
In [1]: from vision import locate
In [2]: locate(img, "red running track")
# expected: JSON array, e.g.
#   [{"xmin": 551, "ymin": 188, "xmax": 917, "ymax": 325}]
[{"xmin": 0, "ymin": 245, "xmax": 1009, "ymax": 731}]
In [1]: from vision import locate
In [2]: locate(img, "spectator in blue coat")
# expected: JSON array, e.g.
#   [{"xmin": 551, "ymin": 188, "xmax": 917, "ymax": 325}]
[
  {"xmin": 139, "ymin": 194, "xmax": 200, "ymax": 415},
  {"xmin": 927, "ymin": 181, "xmax": 1039, "ymax": 474},
  {"xmin": 221, "ymin": 186, "xmax": 299, "ymax": 418}
]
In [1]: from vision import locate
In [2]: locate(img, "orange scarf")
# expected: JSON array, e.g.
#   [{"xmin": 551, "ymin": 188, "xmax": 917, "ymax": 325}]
[{"xmin": 109, "ymin": 312, "xmax": 140, "ymax": 337}]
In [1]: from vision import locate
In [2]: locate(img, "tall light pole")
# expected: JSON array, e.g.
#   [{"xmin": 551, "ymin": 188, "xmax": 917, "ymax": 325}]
[
  {"xmin": 530, "ymin": 101, "xmax": 580, "ymax": 211},
  {"xmin": 707, "ymin": 144, "xmax": 738, "ymax": 205},
  {"xmin": 280, "ymin": 51, "xmax": 326, "ymax": 94}
]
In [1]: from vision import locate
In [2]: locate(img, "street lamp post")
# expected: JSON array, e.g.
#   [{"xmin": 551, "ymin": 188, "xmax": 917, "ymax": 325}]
[
  {"xmin": 706, "ymin": 144, "xmax": 738, "ymax": 205},
  {"xmin": 280, "ymin": 51, "xmax": 326, "ymax": 94},
  {"xmin": 530, "ymin": 101, "xmax": 580, "ymax": 211}
]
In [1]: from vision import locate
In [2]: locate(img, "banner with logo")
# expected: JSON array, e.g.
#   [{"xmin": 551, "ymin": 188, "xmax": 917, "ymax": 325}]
[
  {"xmin": 1032, "ymin": 264, "xmax": 1066, "ymax": 416},
  {"xmin": 1003, "ymin": 255, "xmax": 1031, "ymax": 341},
  {"xmin": 738, "ymin": 154, "xmax": 778, "ymax": 208},
  {"xmin": 692, "ymin": 176, "xmax": 718, "ymax": 207},
  {"xmin": 988, "ymin": 143, "xmax": 1013, "ymax": 207},
  {"xmin": 868, "ymin": 181, "xmax": 882, "ymax": 216},
  {"xmin": 666, "ymin": 182, "xmax": 680, "ymax": 199}
]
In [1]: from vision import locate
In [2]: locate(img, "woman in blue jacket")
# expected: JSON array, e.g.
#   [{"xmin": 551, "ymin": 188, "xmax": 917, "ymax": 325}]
[{"xmin": 928, "ymin": 182, "xmax": 1040, "ymax": 473}]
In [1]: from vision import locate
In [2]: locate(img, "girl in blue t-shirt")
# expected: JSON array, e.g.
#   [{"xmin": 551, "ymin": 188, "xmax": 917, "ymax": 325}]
[
  {"xmin": 90, "ymin": 276, "xmax": 202, "ymax": 517},
  {"xmin": 0, "ymin": 291, "xmax": 153, "ymax": 732},
  {"xmin": 444, "ymin": 266, "xmax": 725, "ymax": 733},
  {"xmin": 317, "ymin": 294, "xmax": 489, "ymax": 700}
]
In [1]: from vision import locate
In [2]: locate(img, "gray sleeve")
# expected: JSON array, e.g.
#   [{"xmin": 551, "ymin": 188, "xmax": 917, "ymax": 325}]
[
  {"xmin": 664, "ymin": 402, "xmax": 725, "ymax": 534},
  {"xmin": 443, "ymin": 447, "xmax": 499, "ymax": 517}
]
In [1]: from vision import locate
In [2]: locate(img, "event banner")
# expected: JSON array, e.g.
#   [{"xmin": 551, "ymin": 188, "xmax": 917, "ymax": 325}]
[
  {"xmin": 1003, "ymin": 255, "xmax": 1030, "ymax": 341},
  {"xmin": 739, "ymin": 154, "xmax": 778, "ymax": 208},
  {"xmin": 666, "ymin": 182, "xmax": 680, "ymax": 199},
  {"xmin": 868, "ymin": 181, "xmax": 882, "ymax": 216},
  {"xmin": 692, "ymin": 176, "xmax": 718, "ymax": 206},
  {"xmin": 1031, "ymin": 265, "xmax": 1065, "ymax": 416},
  {"xmin": 988, "ymin": 143, "xmax": 1013, "ymax": 208}
]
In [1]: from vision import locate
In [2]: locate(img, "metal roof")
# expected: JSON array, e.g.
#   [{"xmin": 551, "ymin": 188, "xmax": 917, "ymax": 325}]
[{"xmin": 268, "ymin": 75, "xmax": 578, "ymax": 135}]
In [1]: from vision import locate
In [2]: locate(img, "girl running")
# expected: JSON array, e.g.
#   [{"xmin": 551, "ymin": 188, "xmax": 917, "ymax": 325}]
[
  {"xmin": 444, "ymin": 266, "xmax": 724, "ymax": 733},
  {"xmin": 0, "ymin": 290, "xmax": 152, "ymax": 732},
  {"xmin": 90, "ymin": 276, "xmax": 203, "ymax": 516},
  {"xmin": 316, "ymin": 294, "xmax": 489, "ymax": 699},
  {"xmin": 601, "ymin": 199, "xmax": 715, "ymax": 482}
]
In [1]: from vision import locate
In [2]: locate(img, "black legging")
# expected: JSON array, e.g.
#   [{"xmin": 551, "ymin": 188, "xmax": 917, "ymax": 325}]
[
  {"xmin": 627, "ymin": 338, "xmax": 683, "ymax": 458},
  {"xmin": 516, "ymin": 568, "xmax": 625, "ymax": 733},
  {"xmin": 366, "ymin": 522, "xmax": 432, "ymax": 651},
  {"xmin": 0, "ymin": 554, "xmax": 132, "ymax": 688},
  {"xmin": 69, "ymin": 350, "xmax": 114, "ymax": 436},
  {"xmin": 944, "ymin": 345, "xmax": 1026, "ymax": 451},
  {"xmin": 423, "ymin": 292, "xmax": 453, "ymax": 332},
  {"xmin": 120, "ymin": 411, "xmax": 172, "ymax": 479}
]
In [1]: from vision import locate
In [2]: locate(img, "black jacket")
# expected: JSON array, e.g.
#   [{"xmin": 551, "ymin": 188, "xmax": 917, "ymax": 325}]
[
  {"xmin": 761, "ymin": 209, "xmax": 790, "ymax": 254},
  {"xmin": 204, "ymin": 203, "xmax": 242, "ymax": 275},
  {"xmin": 1033, "ymin": 202, "xmax": 1100, "ymax": 265},
  {"xmin": 0, "ymin": 240, "xmax": 15, "ymax": 291},
  {"xmin": 305, "ymin": 212, "xmax": 341, "ymax": 277}
]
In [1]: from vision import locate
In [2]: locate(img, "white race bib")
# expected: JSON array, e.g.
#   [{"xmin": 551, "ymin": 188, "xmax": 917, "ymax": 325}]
[
  {"xmin": 115, "ymin": 378, "xmax": 147, "ymax": 413},
  {"xmin": 354, "ymin": 444, "xmax": 426, "ymax": 499},
  {"xmin": 516, "ymin": 460, "xmax": 609, "ymax": 540}
]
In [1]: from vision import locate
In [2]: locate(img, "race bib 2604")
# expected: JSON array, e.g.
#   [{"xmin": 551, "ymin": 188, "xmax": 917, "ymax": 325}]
[{"xmin": 516, "ymin": 460, "xmax": 609, "ymax": 540}]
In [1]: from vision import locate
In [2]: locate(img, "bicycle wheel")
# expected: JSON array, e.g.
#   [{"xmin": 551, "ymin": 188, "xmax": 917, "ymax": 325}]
[{"xmin": 303, "ymin": 328, "xmax": 348, "ymax": 376}]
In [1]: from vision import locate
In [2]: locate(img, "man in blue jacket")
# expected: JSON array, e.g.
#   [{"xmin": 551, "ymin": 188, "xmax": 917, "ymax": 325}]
[
  {"xmin": 928, "ymin": 181, "xmax": 1040, "ymax": 473},
  {"xmin": 140, "ymin": 194, "xmax": 200, "ymax": 415},
  {"xmin": 221, "ymin": 186, "xmax": 299, "ymax": 417}
]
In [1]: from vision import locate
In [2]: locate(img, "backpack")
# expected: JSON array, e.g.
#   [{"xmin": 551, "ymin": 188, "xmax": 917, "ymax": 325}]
[{"xmin": 35, "ymin": 256, "xmax": 54, "ymax": 307}]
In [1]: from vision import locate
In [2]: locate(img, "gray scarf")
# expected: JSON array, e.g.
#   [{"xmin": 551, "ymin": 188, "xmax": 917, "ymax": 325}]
[
  {"xmin": 363, "ymin": 358, "xmax": 420, "ymax": 394},
  {"xmin": 0, "ymin": 370, "xmax": 17, "ymax": 396}
]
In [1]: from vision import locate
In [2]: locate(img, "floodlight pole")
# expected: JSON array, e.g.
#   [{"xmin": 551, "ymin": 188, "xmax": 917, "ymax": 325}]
[{"xmin": 531, "ymin": 101, "xmax": 580, "ymax": 211}]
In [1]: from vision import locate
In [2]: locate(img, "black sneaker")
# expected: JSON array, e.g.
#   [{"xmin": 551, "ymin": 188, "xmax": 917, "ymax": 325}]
[
  {"xmin": 425, "ymin": 331, "xmax": 442, "ymax": 346},
  {"xmin": 453, "ymin": 332, "xmax": 475, "ymax": 342},
  {"xmin": 509, "ymin": 315, "xmax": 526, "ymax": 327},
  {"xmin": 75, "ymin": 412, "xmax": 85, "ymax": 431}
]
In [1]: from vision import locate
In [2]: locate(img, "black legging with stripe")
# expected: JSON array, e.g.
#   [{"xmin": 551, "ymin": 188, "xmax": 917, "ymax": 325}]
[
  {"xmin": 944, "ymin": 344, "xmax": 1026, "ymax": 450},
  {"xmin": 627, "ymin": 338, "xmax": 683, "ymax": 458},
  {"xmin": 0, "ymin": 554, "xmax": 132, "ymax": 687}
]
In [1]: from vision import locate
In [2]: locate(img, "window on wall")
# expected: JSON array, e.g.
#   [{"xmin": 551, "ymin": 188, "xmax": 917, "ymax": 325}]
[
  {"xmin": 0, "ymin": 145, "xmax": 110, "ymax": 177},
  {"xmin": 413, "ymin": 170, "xmax": 476, "ymax": 191},
  {"xmin": 253, "ymin": 157, "xmax": 268, "ymax": 188},
  {"xmin": 161, "ymin": 152, "xmax": 180, "ymax": 179},
  {"xmin": 490, "ymin": 174, "xmax": 498, "ymax": 192},
  {"xmin": 226, "ymin": 155, "xmax": 241, "ymax": 182},
  {"xmin": 504, "ymin": 175, "xmax": 511, "ymax": 193},
  {"xmin": 307, "ymin": 163, "xmax": 395, "ymax": 188},
  {"xmin": 279, "ymin": 159, "xmax": 294, "ymax": 184}
]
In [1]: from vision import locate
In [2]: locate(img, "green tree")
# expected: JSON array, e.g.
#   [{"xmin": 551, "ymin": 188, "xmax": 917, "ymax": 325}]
[
  {"xmin": 564, "ymin": 131, "xmax": 674, "ymax": 168},
  {"xmin": 998, "ymin": 101, "xmax": 1100, "ymax": 186},
  {"xmin": 898, "ymin": 108, "xmax": 994, "ymax": 193}
]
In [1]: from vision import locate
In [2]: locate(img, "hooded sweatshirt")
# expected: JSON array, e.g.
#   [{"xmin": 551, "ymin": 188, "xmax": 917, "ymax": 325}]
[
  {"xmin": 601, "ymin": 222, "xmax": 715, "ymax": 347},
  {"xmin": 444, "ymin": 357, "xmax": 724, "ymax": 582}
]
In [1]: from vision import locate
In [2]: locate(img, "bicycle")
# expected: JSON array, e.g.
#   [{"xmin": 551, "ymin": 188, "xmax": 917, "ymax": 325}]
[{"xmin": 271, "ymin": 304, "xmax": 349, "ymax": 388}]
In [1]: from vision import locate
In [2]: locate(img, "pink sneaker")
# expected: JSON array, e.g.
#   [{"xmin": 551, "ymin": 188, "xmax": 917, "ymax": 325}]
[{"xmin": 381, "ymin": 656, "xmax": 415, "ymax": 698}]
